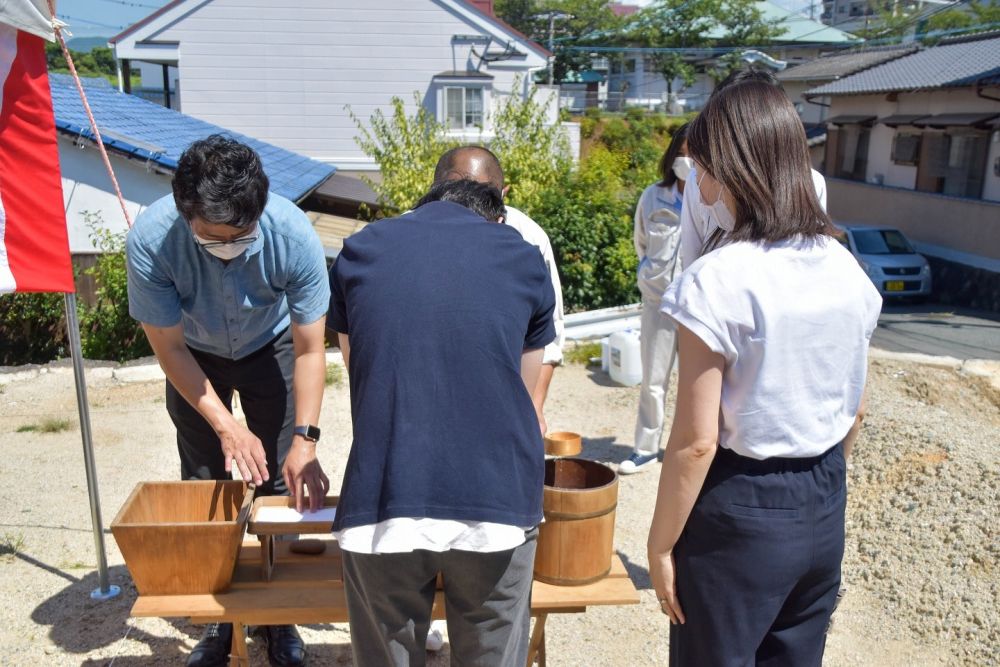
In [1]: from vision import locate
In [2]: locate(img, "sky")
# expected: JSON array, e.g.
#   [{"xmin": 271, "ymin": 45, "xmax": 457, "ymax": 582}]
[
  {"xmin": 56, "ymin": 0, "xmax": 828, "ymax": 40},
  {"xmin": 57, "ymin": 0, "xmax": 174, "ymax": 39}
]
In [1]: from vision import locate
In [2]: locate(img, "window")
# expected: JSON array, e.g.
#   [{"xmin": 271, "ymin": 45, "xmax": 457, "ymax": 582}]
[
  {"xmin": 443, "ymin": 87, "xmax": 484, "ymax": 130},
  {"xmin": 891, "ymin": 133, "xmax": 921, "ymax": 166},
  {"xmin": 625, "ymin": 58, "xmax": 637, "ymax": 74},
  {"xmin": 851, "ymin": 229, "xmax": 915, "ymax": 255}
]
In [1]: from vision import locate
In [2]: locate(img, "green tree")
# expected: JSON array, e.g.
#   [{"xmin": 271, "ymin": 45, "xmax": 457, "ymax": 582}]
[
  {"xmin": 349, "ymin": 94, "xmax": 459, "ymax": 216},
  {"xmin": 628, "ymin": 0, "xmax": 784, "ymax": 96},
  {"xmin": 495, "ymin": 0, "xmax": 623, "ymax": 82},
  {"xmin": 488, "ymin": 82, "xmax": 571, "ymax": 216},
  {"xmin": 922, "ymin": 1, "xmax": 1000, "ymax": 41}
]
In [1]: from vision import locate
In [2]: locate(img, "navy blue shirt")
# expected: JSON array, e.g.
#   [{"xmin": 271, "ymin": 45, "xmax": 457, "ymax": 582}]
[{"xmin": 328, "ymin": 201, "xmax": 556, "ymax": 531}]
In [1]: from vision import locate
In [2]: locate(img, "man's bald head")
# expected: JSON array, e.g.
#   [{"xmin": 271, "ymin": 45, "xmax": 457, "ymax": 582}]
[{"xmin": 434, "ymin": 145, "xmax": 505, "ymax": 191}]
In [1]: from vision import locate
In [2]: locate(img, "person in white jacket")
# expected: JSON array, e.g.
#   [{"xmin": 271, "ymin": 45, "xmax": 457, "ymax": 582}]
[{"xmin": 620, "ymin": 123, "xmax": 692, "ymax": 475}]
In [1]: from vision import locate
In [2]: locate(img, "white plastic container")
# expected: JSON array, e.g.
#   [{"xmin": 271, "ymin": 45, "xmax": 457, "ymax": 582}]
[
  {"xmin": 608, "ymin": 329, "xmax": 642, "ymax": 386},
  {"xmin": 600, "ymin": 337, "xmax": 610, "ymax": 372}
]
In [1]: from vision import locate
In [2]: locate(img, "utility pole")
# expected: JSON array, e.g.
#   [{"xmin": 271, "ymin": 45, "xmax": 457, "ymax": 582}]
[{"xmin": 541, "ymin": 11, "xmax": 572, "ymax": 86}]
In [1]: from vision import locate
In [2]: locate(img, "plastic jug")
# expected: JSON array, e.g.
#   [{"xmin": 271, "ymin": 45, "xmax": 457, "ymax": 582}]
[
  {"xmin": 600, "ymin": 337, "xmax": 610, "ymax": 372},
  {"xmin": 608, "ymin": 329, "xmax": 642, "ymax": 386}
]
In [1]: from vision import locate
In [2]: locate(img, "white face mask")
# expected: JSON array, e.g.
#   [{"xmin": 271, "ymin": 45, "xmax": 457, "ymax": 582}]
[
  {"xmin": 697, "ymin": 171, "xmax": 736, "ymax": 233},
  {"xmin": 672, "ymin": 157, "xmax": 694, "ymax": 182},
  {"xmin": 193, "ymin": 232, "xmax": 257, "ymax": 260}
]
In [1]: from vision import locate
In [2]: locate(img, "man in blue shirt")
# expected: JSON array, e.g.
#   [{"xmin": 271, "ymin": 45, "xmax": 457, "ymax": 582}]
[
  {"xmin": 328, "ymin": 179, "xmax": 555, "ymax": 666},
  {"xmin": 126, "ymin": 135, "xmax": 329, "ymax": 667}
]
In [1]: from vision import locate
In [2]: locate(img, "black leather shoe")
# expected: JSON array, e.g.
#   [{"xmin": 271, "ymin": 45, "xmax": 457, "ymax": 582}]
[
  {"xmin": 262, "ymin": 624, "xmax": 307, "ymax": 667},
  {"xmin": 186, "ymin": 623, "xmax": 233, "ymax": 667}
]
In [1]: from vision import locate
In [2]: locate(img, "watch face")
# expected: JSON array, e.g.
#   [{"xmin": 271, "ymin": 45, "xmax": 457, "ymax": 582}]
[{"xmin": 296, "ymin": 425, "xmax": 320, "ymax": 441}]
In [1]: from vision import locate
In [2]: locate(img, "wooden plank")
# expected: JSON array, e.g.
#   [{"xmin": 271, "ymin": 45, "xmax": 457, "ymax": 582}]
[{"xmin": 131, "ymin": 550, "xmax": 639, "ymax": 620}]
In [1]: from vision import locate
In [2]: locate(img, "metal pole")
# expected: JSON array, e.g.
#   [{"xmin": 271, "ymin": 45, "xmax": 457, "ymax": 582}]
[
  {"xmin": 64, "ymin": 292, "xmax": 120, "ymax": 601},
  {"xmin": 548, "ymin": 14, "xmax": 556, "ymax": 86}
]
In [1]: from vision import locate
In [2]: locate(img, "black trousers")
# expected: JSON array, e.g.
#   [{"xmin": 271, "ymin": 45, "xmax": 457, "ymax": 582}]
[
  {"xmin": 165, "ymin": 328, "xmax": 294, "ymax": 497},
  {"xmin": 669, "ymin": 443, "xmax": 847, "ymax": 667}
]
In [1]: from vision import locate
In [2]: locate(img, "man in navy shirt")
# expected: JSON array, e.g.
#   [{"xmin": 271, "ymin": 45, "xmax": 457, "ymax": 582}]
[
  {"xmin": 126, "ymin": 136, "xmax": 328, "ymax": 667},
  {"xmin": 328, "ymin": 179, "xmax": 555, "ymax": 666}
]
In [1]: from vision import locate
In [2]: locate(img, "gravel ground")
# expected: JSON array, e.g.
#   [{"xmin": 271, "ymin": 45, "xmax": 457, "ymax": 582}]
[{"xmin": 0, "ymin": 350, "xmax": 997, "ymax": 666}]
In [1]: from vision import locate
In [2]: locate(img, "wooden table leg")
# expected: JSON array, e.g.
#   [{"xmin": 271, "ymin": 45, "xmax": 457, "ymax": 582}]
[
  {"xmin": 526, "ymin": 613, "xmax": 547, "ymax": 667},
  {"xmin": 229, "ymin": 622, "xmax": 249, "ymax": 667}
]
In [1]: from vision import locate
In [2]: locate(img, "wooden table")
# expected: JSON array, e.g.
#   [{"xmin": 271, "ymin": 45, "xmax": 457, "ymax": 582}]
[{"xmin": 131, "ymin": 539, "xmax": 639, "ymax": 666}]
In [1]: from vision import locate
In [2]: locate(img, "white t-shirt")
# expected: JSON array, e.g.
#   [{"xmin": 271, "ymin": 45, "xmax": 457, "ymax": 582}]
[
  {"xmin": 336, "ymin": 518, "xmax": 529, "ymax": 554},
  {"xmin": 634, "ymin": 183, "xmax": 683, "ymax": 302},
  {"xmin": 504, "ymin": 206, "xmax": 565, "ymax": 365},
  {"xmin": 661, "ymin": 236, "xmax": 882, "ymax": 460},
  {"xmin": 679, "ymin": 167, "xmax": 828, "ymax": 270}
]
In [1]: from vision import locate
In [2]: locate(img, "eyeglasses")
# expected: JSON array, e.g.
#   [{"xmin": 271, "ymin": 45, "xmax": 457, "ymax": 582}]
[
  {"xmin": 192, "ymin": 223, "xmax": 259, "ymax": 249},
  {"xmin": 195, "ymin": 234, "xmax": 258, "ymax": 250}
]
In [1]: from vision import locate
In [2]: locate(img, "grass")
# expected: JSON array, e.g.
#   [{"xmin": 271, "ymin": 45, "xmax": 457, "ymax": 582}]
[
  {"xmin": 0, "ymin": 533, "xmax": 25, "ymax": 562},
  {"xmin": 565, "ymin": 342, "xmax": 603, "ymax": 366},
  {"xmin": 16, "ymin": 418, "xmax": 72, "ymax": 434},
  {"xmin": 325, "ymin": 363, "xmax": 345, "ymax": 387}
]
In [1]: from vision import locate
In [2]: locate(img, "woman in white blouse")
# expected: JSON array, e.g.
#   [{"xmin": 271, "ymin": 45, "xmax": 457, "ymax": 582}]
[{"xmin": 647, "ymin": 81, "xmax": 882, "ymax": 665}]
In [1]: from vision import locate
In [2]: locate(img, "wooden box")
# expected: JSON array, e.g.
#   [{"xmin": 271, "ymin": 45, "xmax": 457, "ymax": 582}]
[{"xmin": 111, "ymin": 481, "xmax": 252, "ymax": 595}]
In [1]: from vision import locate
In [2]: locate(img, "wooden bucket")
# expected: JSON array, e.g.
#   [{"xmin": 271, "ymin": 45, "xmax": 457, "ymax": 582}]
[
  {"xmin": 534, "ymin": 458, "xmax": 619, "ymax": 586},
  {"xmin": 544, "ymin": 431, "xmax": 582, "ymax": 457},
  {"xmin": 111, "ymin": 480, "xmax": 251, "ymax": 595}
]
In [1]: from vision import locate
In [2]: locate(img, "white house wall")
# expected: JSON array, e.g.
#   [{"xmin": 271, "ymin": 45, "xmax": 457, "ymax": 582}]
[
  {"xmin": 140, "ymin": 0, "xmax": 546, "ymax": 169},
  {"xmin": 828, "ymin": 90, "xmax": 1000, "ymax": 199},
  {"xmin": 59, "ymin": 137, "xmax": 173, "ymax": 253}
]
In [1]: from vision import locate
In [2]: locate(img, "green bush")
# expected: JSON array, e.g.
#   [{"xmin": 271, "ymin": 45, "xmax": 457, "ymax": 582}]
[
  {"xmin": 534, "ymin": 147, "xmax": 640, "ymax": 311},
  {"xmin": 0, "ymin": 291, "xmax": 68, "ymax": 366},
  {"xmin": 79, "ymin": 213, "xmax": 151, "ymax": 362}
]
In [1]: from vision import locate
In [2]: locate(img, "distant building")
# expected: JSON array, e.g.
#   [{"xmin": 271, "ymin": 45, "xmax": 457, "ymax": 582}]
[
  {"xmin": 804, "ymin": 32, "xmax": 1000, "ymax": 309},
  {"xmin": 605, "ymin": 1, "xmax": 857, "ymax": 112}
]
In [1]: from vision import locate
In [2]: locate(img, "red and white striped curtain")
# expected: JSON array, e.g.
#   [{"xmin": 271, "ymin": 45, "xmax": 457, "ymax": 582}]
[{"xmin": 0, "ymin": 2, "xmax": 74, "ymax": 294}]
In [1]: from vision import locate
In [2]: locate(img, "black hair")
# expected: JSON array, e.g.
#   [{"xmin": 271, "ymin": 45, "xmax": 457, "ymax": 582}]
[
  {"xmin": 715, "ymin": 66, "xmax": 780, "ymax": 94},
  {"xmin": 172, "ymin": 134, "xmax": 269, "ymax": 228},
  {"xmin": 416, "ymin": 178, "xmax": 505, "ymax": 222},
  {"xmin": 657, "ymin": 122, "xmax": 690, "ymax": 188},
  {"xmin": 433, "ymin": 145, "xmax": 505, "ymax": 190}
]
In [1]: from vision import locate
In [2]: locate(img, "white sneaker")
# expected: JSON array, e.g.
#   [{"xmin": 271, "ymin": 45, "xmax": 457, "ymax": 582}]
[
  {"xmin": 425, "ymin": 621, "xmax": 445, "ymax": 651},
  {"xmin": 618, "ymin": 451, "xmax": 658, "ymax": 475}
]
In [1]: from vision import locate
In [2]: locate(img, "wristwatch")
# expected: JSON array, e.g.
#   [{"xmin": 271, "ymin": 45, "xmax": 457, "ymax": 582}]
[{"xmin": 293, "ymin": 424, "xmax": 321, "ymax": 443}]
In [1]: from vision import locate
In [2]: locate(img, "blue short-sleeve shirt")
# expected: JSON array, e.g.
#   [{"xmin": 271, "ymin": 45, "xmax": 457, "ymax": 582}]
[
  {"xmin": 126, "ymin": 193, "xmax": 330, "ymax": 359},
  {"xmin": 328, "ymin": 201, "xmax": 556, "ymax": 531}
]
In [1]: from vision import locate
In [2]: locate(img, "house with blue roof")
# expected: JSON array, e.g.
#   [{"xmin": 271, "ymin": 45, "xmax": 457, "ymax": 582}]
[
  {"xmin": 803, "ymin": 32, "xmax": 1000, "ymax": 310},
  {"xmin": 50, "ymin": 73, "xmax": 335, "ymax": 256}
]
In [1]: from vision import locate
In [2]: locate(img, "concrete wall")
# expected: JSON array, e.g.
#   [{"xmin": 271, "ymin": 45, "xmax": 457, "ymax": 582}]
[{"xmin": 827, "ymin": 177, "xmax": 1000, "ymax": 260}]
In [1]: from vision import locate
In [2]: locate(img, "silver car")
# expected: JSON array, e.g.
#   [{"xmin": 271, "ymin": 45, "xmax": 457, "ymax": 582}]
[{"xmin": 836, "ymin": 224, "xmax": 932, "ymax": 298}]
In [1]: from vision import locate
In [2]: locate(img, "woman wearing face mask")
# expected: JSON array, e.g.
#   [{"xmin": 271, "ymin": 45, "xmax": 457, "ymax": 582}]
[
  {"xmin": 647, "ymin": 82, "xmax": 881, "ymax": 665},
  {"xmin": 620, "ymin": 123, "xmax": 693, "ymax": 475}
]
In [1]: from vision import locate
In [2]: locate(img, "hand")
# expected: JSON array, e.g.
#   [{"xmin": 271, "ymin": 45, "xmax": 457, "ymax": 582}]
[
  {"xmin": 536, "ymin": 407, "xmax": 547, "ymax": 436},
  {"xmin": 282, "ymin": 438, "xmax": 330, "ymax": 513},
  {"xmin": 219, "ymin": 423, "xmax": 269, "ymax": 486},
  {"xmin": 648, "ymin": 547, "xmax": 685, "ymax": 625}
]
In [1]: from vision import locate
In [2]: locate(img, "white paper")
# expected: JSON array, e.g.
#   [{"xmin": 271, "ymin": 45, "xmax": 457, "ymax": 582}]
[{"xmin": 255, "ymin": 506, "xmax": 337, "ymax": 524}]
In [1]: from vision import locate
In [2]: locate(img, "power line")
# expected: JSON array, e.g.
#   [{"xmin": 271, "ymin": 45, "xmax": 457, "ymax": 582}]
[
  {"xmin": 56, "ymin": 14, "xmax": 126, "ymax": 30},
  {"xmin": 89, "ymin": 0, "xmax": 161, "ymax": 8}
]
